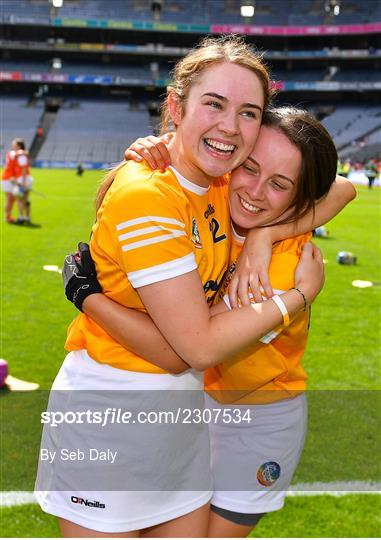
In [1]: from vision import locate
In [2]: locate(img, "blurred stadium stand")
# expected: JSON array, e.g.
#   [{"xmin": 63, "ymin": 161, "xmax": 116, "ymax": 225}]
[
  {"xmin": 1, "ymin": 96, "xmax": 44, "ymax": 152},
  {"xmin": 321, "ymin": 105, "xmax": 381, "ymax": 148},
  {"xmin": 0, "ymin": 60, "xmax": 156, "ymax": 78},
  {"xmin": 1, "ymin": 0, "xmax": 380, "ymax": 167},
  {"xmin": 36, "ymin": 101, "xmax": 152, "ymax": 165},
  {"xmin": 1, "ymin": 0, "xmax": 380, "ymax": 26},
  {"xmin": 332, "ymin": 69, "xmax": 381, "ymax": 82}
]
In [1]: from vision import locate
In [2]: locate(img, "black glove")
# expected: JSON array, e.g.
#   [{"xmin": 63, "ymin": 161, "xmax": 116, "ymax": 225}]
[{"xmin": 62, "ymin": 242, "xmax": 102, "ymax": 312}]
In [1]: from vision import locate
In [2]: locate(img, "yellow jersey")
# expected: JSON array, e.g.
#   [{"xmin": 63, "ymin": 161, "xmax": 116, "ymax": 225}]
[
  {"xmin": 65, "ymin": 162, "xmax": 231, "ymax": 373},
  {"xmin": 205, "ymin": 227, "xmax": 311, "ymax": 404}
]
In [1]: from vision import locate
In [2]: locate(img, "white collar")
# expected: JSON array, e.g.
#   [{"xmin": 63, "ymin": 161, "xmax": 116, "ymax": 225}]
[
  {"xmin": 168, "ymin": 166, "xmax": 210, "ymax": 196},
  {"xmin": 231, "ymin": 222, "xmax": 246, "ymax": 245}
]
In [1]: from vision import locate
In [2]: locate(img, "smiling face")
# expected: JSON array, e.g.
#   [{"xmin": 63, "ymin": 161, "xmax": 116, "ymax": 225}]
[
  {"xmin": 168, "ymin": 62, "xmax": 264, "ymax": 186},
  {"xmin": 229, "ymin": 125, "xmax": 302, "ymax": 235}
]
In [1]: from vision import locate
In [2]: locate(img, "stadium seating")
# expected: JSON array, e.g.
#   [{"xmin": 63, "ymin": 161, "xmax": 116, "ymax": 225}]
[
  {"xmin": 1, "ymin": 96, "xmax": 43, "ymax": 155},
  {"xmin": 333, "ymin": 69, "xmax": 381, "ymax": 82},
  {"xmin": 7, "ymin": 97, "xmax": 377, "ymax": 165},
  {"xmin": 7, "ymin": 58, "xmax": 379, "ymax": 85},
  {"xmin": 273, "ymin": 69, "xmax": 325, "ymax": 82},
  {"xmin": 339, "ymin": 126, "xmax": 381, "ymax": 161},
  {"xmin": 0, "ymin": 61, "xmax": 50, "ymax": 73},
  {"xmin": 1, "ymin": 0, "xmax": 376, "ymax": 26},
  {"xmin": 37, "ymin": 100, "xmax": 152, "ymax": 164},
  {"xmin": 0, "ymin": 60, "xmax": 168, "ymax": 80},
  {"xmin": 322, "ymin": 105, "xmax": 381, "ymax": 149},
  {"xmin": 1, "ymin": 0, "xmax": 49, "ymax": 23}
]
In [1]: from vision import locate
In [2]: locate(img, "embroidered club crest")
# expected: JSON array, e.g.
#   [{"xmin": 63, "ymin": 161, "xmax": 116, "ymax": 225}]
[{"xmin": 191, "ymin": 217, "xmax": 202, "ymax": 248}]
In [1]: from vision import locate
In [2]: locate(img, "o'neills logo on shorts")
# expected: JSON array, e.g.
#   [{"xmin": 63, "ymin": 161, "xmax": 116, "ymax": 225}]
[{"xmin": 71, "ymin": 495, "xmax": 105, "ymax": 509}]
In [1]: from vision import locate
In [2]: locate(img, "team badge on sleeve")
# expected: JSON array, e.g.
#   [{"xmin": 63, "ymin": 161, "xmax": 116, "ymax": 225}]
[
  {"xmin": 256, "ymin": 461, "xmax": 281, "ymax": 486},
  {"xmin": 191, "ymin": 217, "xmax": 202, "ymax": 248}
]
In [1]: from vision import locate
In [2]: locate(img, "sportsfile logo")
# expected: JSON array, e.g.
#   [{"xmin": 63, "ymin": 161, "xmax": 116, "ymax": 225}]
[{"xmin": 71, "ymin": 495, "xmax": 105, "ymax": 509}]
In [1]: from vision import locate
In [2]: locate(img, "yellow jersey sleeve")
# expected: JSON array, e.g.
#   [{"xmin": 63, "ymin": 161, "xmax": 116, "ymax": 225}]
[
  {"xmin": 93, "ymin": 162, "xmax": 198, "ymax": 290},
  {"xmin": 65, "ymin": 162, "xmax": 231, "ymax": 374}
]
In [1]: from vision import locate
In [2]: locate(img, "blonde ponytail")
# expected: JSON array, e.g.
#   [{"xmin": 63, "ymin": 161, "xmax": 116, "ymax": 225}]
[{"xmin": 95, "ymin": 161, "xmax": 126, "ymax": 212}]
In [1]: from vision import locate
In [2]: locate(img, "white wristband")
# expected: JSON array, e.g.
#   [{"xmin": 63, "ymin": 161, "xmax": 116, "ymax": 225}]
[{"xmin": 271, "ymin": 294, "xmax": 290, "ymax": 327}]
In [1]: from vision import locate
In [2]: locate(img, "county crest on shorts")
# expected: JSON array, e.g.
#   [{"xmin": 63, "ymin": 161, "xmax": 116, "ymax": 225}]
[{"xmin": 256, "ymin": 461, "xmax": 281, "ymax": 487}]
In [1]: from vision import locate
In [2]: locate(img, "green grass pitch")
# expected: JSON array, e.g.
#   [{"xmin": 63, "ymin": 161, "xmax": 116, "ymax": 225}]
[{"xmin": 0, "ymin": 169, "xmax": 380, "ymax": 537}]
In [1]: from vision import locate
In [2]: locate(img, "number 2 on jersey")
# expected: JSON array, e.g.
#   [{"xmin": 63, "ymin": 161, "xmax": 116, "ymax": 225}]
[{"xmin": 209, "ymin": 218, "xmax": 227, "ymax": 243}]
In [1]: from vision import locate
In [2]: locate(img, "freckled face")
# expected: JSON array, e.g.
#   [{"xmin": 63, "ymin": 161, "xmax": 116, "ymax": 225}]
[
  {"xmin": 229, "ymin": 125, "xmax": 302, "ymax": 234},
  {"xmin": 169, "ymin": 62, "xmax": 265, "ymax": 186}
]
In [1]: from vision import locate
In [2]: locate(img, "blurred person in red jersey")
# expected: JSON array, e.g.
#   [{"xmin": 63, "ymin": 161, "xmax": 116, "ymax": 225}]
[{"xmin": 2, "ymin": 138, "xmax": 20, "ymax": 223}]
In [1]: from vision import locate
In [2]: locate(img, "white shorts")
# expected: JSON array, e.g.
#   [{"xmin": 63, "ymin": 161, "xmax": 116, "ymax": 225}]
[
  {"xmin": 15, "ymin": 175, "xmax": 33, "ymax": 188},
  {"xmin": 2, "ymin": 180, "xmax": 13, "ymax": 193},
  {"xmin": 35, "ymin": 350, "xmax": 212, "ymax": 533},
  {"xmin": 206, "ymin": 393, "xmax": 307, "ymax": 514}
]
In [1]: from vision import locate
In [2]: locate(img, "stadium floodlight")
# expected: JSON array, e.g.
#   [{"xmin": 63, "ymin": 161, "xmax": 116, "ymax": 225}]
[
  {"xmin": 241, "ymin": 4, "xmax": 255, "ymax": 17},
  {"xmin": 52, "ymin": 57, "xmax": 62, "ymax": 70},
  {"xmin": 52, "ymin": 0, "xmax": 63, "ymax": 7},
  {"xmin": 324, "ymin": 0, "xmax": 341, "ymax": 15}
]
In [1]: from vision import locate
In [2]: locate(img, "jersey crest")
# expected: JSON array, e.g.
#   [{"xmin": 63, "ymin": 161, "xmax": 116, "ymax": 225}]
[{"xmin": 191, "ymin": 217, "xmax": 202, "ymax": 249}]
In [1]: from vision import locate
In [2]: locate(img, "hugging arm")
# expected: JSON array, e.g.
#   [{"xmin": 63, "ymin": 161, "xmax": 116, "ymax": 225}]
[
  {"xmin": 64, "ymin": 242, "xmax": 323, "ymax": 372},
  {"xmin": 63, "ymin": 245, "xmax": 232, "ymax": 374},
  {"xmin": 87, "ymin": 261, "xmax": 316, "ymax": 372},
  {"xmin": 62, "ymin": 244, "xmax": 189, "ymax": 374},
  {"xmin": 83, "ymin": 286, "xmax": 233, "ymax": 374},
  {"xmin": 124, "ymin": 134, "xmax": 173, "ymax": 171},
  {"xmin": 82, "ymin": 294, "xmax": 190, "ymax": 374}
]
